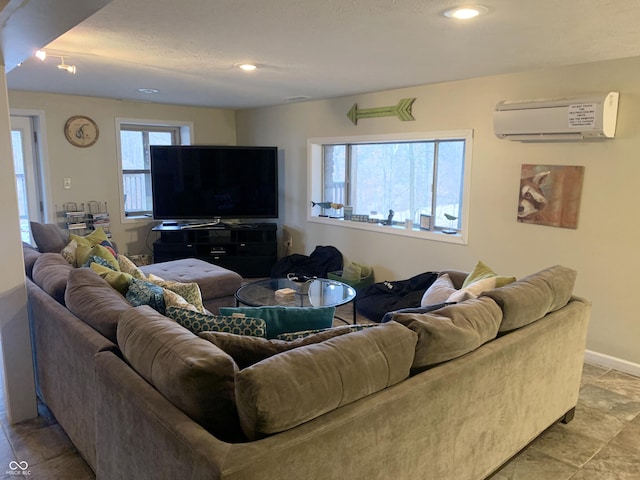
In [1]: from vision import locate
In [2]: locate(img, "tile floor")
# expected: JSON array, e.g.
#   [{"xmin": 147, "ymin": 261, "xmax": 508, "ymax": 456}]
[{"xmin": 0, "ymin": 355, "xmax": 638, "ymax": 479}]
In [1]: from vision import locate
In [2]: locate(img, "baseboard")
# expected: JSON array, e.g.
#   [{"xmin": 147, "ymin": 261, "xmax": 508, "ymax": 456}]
[{"xmin": 585, "ymin": 350, "xmax": 640, "ymax": 378}]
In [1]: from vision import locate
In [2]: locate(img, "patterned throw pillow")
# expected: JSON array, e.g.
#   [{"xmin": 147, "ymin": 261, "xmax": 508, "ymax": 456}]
[
  {"xmin": 162, "ymin": 289, "xmax": 200, "ymax": 312},
  {"xmin": 76, "ymin": 244, "xmax": 120, "ymax": 270},
  {"xmin": 117, "ymin": 254, "xmax": 147, "ymax": 279},
  {"xmin": 126, "ymin": 278, "xmax": 166, "ymax": 314},
  {"xmin": 60, "ymin": 239, "xmax": 78, "ymax": 265},
  {"xmin": 165, "ymin": 306, "xmax": 266, "ymax": 337},
  {"xmin": 275, "ymin": 324, "xmax": 377, "ymax": 341},
  {"xmin": 147, "ymin": 276, "xmax": 205, "ymax": 313}
]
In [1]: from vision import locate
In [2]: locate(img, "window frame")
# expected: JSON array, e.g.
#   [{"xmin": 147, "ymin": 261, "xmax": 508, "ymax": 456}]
[
  {"xmin": 115, "ymin": 118, "xmax": 193, "ymax": 222},
  {"xmin": 307, "ymin": 130, "xmax": 473, "ymax": 245}
]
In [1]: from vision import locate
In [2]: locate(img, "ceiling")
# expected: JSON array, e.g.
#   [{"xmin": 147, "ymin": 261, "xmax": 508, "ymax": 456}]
[{"xmin": 6, "ymin": 0, "xmax": 640, "ymax": 110}]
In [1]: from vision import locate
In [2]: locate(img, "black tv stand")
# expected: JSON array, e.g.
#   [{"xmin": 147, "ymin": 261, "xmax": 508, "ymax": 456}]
[{"xmin": 152, "ymin": 223, "xmax": 277, "ymax": 277}]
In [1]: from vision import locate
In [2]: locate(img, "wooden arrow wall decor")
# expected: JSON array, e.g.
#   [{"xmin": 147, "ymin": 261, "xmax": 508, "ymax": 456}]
[{"xmin": 347, "ymin": 98, "xmax": 416, "ymax": 125}]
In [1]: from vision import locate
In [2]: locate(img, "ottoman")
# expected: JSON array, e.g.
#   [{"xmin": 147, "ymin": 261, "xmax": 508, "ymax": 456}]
[{"xmin": 141, "ymin": 258, "xmax": 242, "ymax": 313}]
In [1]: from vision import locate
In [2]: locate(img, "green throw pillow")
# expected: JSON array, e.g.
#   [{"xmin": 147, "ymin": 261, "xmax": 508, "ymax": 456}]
[
  {"xmin": 90, "ymin": 262, "xmax": 133, "ymax": 295},
  {"xmin": 218, "ymin": 306, "xmax": 335, "ymax": 339},
  {"xmin": 462, "ymin": 260, "xmax": 516, "ymax": 289},
  {"xmin": 166, "ymin": 306, "xmax": 267, "ymax": 337}
]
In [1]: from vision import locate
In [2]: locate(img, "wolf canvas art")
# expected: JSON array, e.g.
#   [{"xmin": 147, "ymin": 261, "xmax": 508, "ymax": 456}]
[{"xmin": 518, "ymin": 164, "xmax": 585, "ymax": 229}]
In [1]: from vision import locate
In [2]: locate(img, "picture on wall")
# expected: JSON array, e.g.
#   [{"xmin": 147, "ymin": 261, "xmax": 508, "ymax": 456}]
[{"xmin": 517, "ymin": 164, "xmax": 585, "ymax": 229}]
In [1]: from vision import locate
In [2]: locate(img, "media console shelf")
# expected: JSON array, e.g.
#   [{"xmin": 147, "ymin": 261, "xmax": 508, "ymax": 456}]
[{"xmin": 152, "ymin": 223, "xmax": 277, "ymax": 278}]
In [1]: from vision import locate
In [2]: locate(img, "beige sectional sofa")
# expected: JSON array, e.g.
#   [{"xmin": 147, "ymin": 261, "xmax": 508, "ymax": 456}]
[{"xmin": 22, "ymin": 238, "xmax": 590, "ymax": 480}]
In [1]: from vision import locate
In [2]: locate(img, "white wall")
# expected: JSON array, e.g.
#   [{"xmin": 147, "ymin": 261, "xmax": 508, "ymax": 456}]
[
  {"xmin": 8, "ymin": 91, "xmax": 237, "ymax": 255},
  {"xmin": 236, "ymin": 55, "xmax": 640, "ymax": 368},
  {"xmin": 0, "ymin": 71, "xmax": 38, "ymax": 423}
]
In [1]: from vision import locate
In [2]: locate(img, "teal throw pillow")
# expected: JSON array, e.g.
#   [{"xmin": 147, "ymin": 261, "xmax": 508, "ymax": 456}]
[
  {"xmin": 218, "ymin": 306, "xmax": 335, "ymax": 339},
  {"xmin": 126, "ymin": 278, "xmax": 166, "ymax": 314},
  {"xmin": 166, "ymin": 306, "xmax": 266, "ymax": 337}
]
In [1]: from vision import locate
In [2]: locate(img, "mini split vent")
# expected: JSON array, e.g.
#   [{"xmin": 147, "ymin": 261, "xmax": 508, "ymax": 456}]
[{"xmin": 493, "ymin": 92, "xmax": 619, "ymax": 141}]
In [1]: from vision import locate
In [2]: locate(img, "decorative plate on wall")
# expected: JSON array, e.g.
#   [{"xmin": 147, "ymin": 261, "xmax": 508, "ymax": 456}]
[{"xmin": 64, "ymin": 115, "xmax": 99, "ymax": 147}]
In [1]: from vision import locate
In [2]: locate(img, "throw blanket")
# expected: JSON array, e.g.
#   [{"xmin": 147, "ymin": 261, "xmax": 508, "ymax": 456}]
[{"xmin": 355, "ymin": 271, "xmax": 439, "ymax": 323}]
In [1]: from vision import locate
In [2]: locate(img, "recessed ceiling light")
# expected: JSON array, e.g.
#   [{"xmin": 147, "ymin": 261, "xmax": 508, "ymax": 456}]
[
  {"xmin": 236, "ymin": 63, "xmax": 258, "ymax": 71},
  {"xmin": 442, "ymin": 5, "xmax": 488, "ymax": 19},
  {"xmin": 137, "ymin": 88, "xmax": 159, "ymax": 94}
]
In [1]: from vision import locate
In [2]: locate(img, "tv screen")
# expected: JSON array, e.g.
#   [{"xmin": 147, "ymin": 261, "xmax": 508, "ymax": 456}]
[{"xmin": 150, "ymin": 145, "xmax": 278, "ymax": 220}]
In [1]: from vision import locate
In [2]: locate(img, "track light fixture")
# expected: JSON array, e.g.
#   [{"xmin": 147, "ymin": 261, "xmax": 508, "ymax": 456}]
[{"xmin": 35, "ymin": 50, "xmax": 77, "ymax": 74}]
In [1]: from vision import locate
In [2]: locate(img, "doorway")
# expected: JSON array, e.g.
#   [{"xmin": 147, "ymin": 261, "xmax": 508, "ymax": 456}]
[{"xmin": 10, "ymin": 115, "xmax": 44, "ymax": 244}]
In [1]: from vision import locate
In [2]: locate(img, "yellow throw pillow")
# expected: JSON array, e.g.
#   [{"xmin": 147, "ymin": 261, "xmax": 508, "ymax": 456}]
[
  {"xmin": 70, "ymin": 227, "xmax": 109, "ymax": 247},
  {"xmin": 462, "ymin": 260, "xmax": 516, "ymax": 289},
  {"xmin": 90, "ymin": 262, "xmax": 133, "ymax": 295},
  {"xmin": 162, "ymin": 288, "xmax": 199, "ymax": 312},
  {"xmin": 117, "ymin": 254, "xmax": 147, "ymax": 279},
  {"xmin": 76, "ymin": 244, "xmax": 120, "ymax": 270}
]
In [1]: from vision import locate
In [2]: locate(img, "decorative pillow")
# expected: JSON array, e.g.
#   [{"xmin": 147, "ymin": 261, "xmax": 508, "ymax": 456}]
[
  {"xmin": 117, "ymin": 306, "xmax": 244, "ymax": 442},
  {"xmin": 218, "ymin": 306, "xmax": 335, "ymax": 339},
  {"xmin": 166, "ymin": 306, "xmax": 266, "ymax": 337},
  {"xmin": 30, "ymin": 222, "xmax": 68, "ymax": 253},
  {"xmin": 162, "ymin": 288, "xmax": 200, "ymax": 312},
  {"xmin": 76, "ymin": 244, "xmax": 120, "ymax": 270},
  {"xmin": 392, "ymin": 297, "xmax": 502, "ymax": 370},
  {"xmin": 420, "ymin": 273, "xmax": 456, "ymax": 307},
  {"xmin": 60, "ymin": 239, "xmax": 78, "ymax": 265},
  {"xmin": 90, "ymin": 262, "xmax": 133, "ymax": 295},
  {"xmin": 200, "ymin": 324, "xmax": 379, "ymax": 369},
  {"xmin": 126, "ymin": 278, "xmax": 166, "ymax": 314},
  {"xmin": 481, "ymin": 265, "xmax": 577, "ymax": 333},
  {"xmin": 234, "ymin": 322, "xmax": 417, "ymax": 440},
  {"xmin": 117, "ymin": 254, "xmax": 147, "ymax": 279},
  {"xmin": 462, "ymin": 260, "xmax": 516, "ymax": 289},
  {"xmin": 446, "ymin": 276, "xmax": 497, "ymax": 303},
  {"xmin": 147, "ymin": 276, "xmax": 205, "ymax": 313}
]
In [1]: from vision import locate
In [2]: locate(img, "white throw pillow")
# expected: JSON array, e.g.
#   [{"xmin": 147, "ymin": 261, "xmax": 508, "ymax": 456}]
[
  {"xmin": 420, "ymin": 273, "xmax": 456, "ymax": 307},
  {"xmin": 446, "ymin": 276, "xmax": 497, "ymax": 303}
]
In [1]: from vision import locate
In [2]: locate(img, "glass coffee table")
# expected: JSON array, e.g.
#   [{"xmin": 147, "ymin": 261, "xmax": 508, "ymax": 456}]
[{"xmin": 235, "ymin": 278, "xmax": 357, "ymax": 324}]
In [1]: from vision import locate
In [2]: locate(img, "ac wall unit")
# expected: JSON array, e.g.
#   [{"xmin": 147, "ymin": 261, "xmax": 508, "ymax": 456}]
[{"xmin": 493, "ymin": 92, "xmax": 619, "ymax": 141}]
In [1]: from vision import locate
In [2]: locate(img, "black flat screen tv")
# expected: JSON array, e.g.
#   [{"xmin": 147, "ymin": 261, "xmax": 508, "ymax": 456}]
[{"xmin": 150, "ymin": 145, "xmax": 278, "ymax": 221}]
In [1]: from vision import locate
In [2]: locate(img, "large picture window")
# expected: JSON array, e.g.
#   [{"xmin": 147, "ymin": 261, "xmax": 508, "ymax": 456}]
[{"xmin": 309, "ymin": 130, "xmax": 472, "ymax": 243}]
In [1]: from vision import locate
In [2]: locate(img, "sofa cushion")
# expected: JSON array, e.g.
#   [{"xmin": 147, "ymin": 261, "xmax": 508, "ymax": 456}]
[
  {"xmin": 234, "ymin": 321, "xmax": 417, "ymax": 440},
  {"xmin": 31, "ymin": 253, "xmax": 73, "ymax": 304},
  {"xmin": 65, "ymin": 268, "xmax": 132, "ymax": 343},
  {"xmin": 166, "ymin": 306, "xmax": 267, "ymax": 337},
  {"xmin": 218, "ymin": 305, "xmax": 335, "ymax": 339},
  {"xmin": 117, "ymin": 306, "xmax": 243, "ymax": 442},
  {"xmin": 30, "ymin": 221, "xmax": 68, "ymax": 253},
  {"xmin": 391, "ymin": 296, "xmax": 502, "ymax": 370},
  {"xmin": 199, "ymin": 324, "xmax": 378, "ymax": 369},
  {"xmin": 481, "ymin": 265, "xmax": 577, "ymax": 333}
]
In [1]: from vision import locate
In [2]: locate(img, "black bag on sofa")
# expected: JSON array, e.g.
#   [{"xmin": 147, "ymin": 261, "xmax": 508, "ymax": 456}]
[
  {"xmin": 355, "ymin": 271, "xmax": 439, "ymax": 323},
  {"xmin": 270, "ymin": 245, "xmax": 343, "ymax": 279}
]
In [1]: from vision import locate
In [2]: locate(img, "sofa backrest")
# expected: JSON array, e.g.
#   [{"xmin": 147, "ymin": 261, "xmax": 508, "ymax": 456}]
[
  {"xmin": 117, "ymin": 306, "xmax": 244, "ymax": 442},
  {"xmin": 481, "ymin": 265, "xmax": 577, "ymax": 333},
  {"xmin": 31, "ymin": 253, "xmax": 73, "ymax": 304},
  {"xmin": 65, "ymin": 268, "xmax": 133, "ymax": 344}
]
